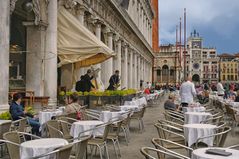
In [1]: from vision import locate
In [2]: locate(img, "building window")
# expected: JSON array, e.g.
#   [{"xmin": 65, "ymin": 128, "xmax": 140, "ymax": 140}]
[
  {"xmin": 228, "ymin": 75, "xmax": 230, "ymax": 80},
  {"xmin": 231, "ymin": 75, "xmax": 234, "ymax": 81},
  {"xmin": 223, "ymin": 75, "xmax": 225, "ymax": 80},
  {"xmin": 235, "ymin": 75, "xmax": 238, "ymax": 81}
]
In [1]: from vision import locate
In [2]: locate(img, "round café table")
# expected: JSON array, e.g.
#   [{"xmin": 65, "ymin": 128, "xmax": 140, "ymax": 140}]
[
  {"xmin": 183, "ymin": 124, "xmax": 217, "ymax": 147},
  {"xmin": 182, "ymin": 106, "xmax": 206, "ymax": 113},
  {"xmin": 192, "ymin": 147, "xmax": 239, "ymax": 159},
  {"xmin": 39, "ymin": 109, "xmax": 63, "ymax": 125},
  {"xmin": 70, "ymin": 120, "xmax": 104, "ymax": 138},
  {"xmin": 99, "ymin": 110, "xmax": 126, "ymax": 122},
  {"xmin": 184, "ymin": 112, "xmax": 212, "ymax": 124},
  {"xmin": 20, "ymin": 138, "xmax": 68, "ymax": 159}
]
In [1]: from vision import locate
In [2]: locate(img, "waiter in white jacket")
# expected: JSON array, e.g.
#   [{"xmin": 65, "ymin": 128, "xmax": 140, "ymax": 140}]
[{"xmin": 180, "ymin": 76, "xmax": 196, "ymax": 107}]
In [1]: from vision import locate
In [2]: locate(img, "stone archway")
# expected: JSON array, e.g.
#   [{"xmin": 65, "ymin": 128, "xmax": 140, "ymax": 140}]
[
  {"xmin": 192, "ymin": 74, "xmax": 200, "ymax": 83},
  {"xmin": 162, "ymin": 65, "xmax": 169, "ymax": 83}
]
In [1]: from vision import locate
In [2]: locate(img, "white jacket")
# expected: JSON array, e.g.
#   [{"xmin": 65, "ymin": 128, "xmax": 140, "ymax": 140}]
[
  {"xmin": 180, "ymin": 81, "xmax": 196, "ymax": 104},
  {"xmin": 217, "ymin": 82, "xmax": 225, "ymax": 95}
]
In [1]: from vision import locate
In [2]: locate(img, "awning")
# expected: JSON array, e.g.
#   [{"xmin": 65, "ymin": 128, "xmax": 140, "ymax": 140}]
[{"xmin": 57, "ymin": 7, "xmax": 115, "ymax": 68}]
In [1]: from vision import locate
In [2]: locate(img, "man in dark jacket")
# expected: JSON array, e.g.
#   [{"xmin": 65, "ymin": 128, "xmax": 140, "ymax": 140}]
[
  {"xmin": 75, "ymin": 75, "xmax": 86, "ymax": 92},
  {"xmin": 83, "ymin": 69, "xmax": 95, "ymax": 92},
  {"xmin": 10, "ymin": 93, "xmax": 40, "ymax": 135},
  {"xmin": 107, "ymin": 70, "xmax": 120, "ymax": 90}
]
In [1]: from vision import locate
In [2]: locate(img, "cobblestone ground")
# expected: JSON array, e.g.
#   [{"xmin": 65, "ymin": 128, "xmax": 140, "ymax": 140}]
[{"xmin": 2, "ymin": 94, "xmax": 239, "ymax": 159}]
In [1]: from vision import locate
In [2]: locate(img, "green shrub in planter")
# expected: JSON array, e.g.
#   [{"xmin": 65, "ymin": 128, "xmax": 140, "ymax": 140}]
[{"xmin": 0, "ymin": 111, "xmax": 11, "ymax": 120}]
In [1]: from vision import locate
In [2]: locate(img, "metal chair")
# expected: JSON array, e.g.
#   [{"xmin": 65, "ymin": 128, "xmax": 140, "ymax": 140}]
[
  {"xmin": 0, "ymin": 139, "xmax": 20, "ymax": 159},
  {"xmin": 130, "ymin": 106, "xmax": 146, "ymax": 132},
  {"xmin": 227, "ymin": 144, "xmax": 239, "ymax": 150},
  {"xmin": 140, "ymin": 147, "xmax": 186, "ymax": 159},
  {"xmin": 195, "ymin": 126, "xmax": 232, "ymax": 148},
  {"xmin": 0, "ymin": 120, "xmax": 12, "ymax": 157},
  {"xmin": 151, "ymin": 138, "xmax": 192, "ymax": 159},
  {"xmin": 46, "ymin": 120, "xmax": 64, "ymax": 138},
  {"xmin": 107, "ymin": 119, "xmax": 124, "ymax": 159},
  {"xmin": 3, "ymin": 131, "xmax": 40, "ymax": 159},
  {"xmin": 88, "ymin": 122, "xmax": 111, "ymax": 159},
  {"xmin": 154, "ymin": 123, "xmax": 186, "ymax": 146}
]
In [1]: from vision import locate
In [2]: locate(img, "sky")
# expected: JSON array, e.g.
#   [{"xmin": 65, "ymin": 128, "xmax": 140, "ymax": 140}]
[{"xmin": 159, "ymin": 0, "xmax": 239, "ymax": 54}]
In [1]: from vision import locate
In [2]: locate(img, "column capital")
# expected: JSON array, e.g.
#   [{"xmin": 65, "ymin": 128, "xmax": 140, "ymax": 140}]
[
  {"xmin": 93, "ymin": 18, "xmax": 105, "ymax": 27},
  {"xmin": 76, "ymin": 4, "xmax": 88, "ymax": 15}
]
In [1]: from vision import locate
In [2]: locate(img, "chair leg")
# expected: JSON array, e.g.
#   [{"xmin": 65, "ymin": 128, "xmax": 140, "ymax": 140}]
[
  {"xmin": 116, "ymin": 138, "xmax": 121, "ymax": 157},
  {"xmin": 104, "ymin": 143, "xmax": 110, "ymax": 159},
  {"xmin": 122, "ymin": 127, "xmax": 129, "ymax": 145},
  {"xmin": 90, "ymin": 145, "xmax": 95, "ymax": 159},
  {"xmin": 98, "ymin": 145, "xmax": 103, "ymax": 159},
  {"xmin": 111, "ymin": 139, "xmax": 118, "ymax": 159}
]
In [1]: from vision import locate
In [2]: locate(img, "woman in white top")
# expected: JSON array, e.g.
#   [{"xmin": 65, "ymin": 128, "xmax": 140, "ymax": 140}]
[{"xmin": 216, "ymin": 80, "xmax": 225, "ymax": 96}]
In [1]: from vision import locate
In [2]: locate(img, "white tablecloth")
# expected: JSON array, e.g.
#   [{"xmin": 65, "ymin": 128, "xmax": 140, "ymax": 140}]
[
  {"xmin": 184, "ymin": 112, "xmax": 212, "ymax": 124},
  {"xmin": 70, "ymin": 120, "xmax": 104, "ymax": 138},
  {"xmin": 99, "ymin": 110, "xmax": 126, "ymax": 122},
  {"xmin": 192, "ymin": 147, "xmax": 239, "ymax": 159},
  {"xmin": 20, "ymin": 138, "xmax": 68, "ymax": 159},
  {"xmin": 183, "ymin": 124, "xmax": 216, "ymax": 147},
  {"xmin": 0, "ymin": 120, "xmax": 11, "ymax": 125},
  {"xmin": 182, "ymin": 107, "xmax": 206, "ymax": 113},
  {"xmin": 39, "ymin": 109, "xmax": 63, "ymax": 125},
  {"xmin": 119, "ymin": 105, "xmax": 140, "ymax": 111}
]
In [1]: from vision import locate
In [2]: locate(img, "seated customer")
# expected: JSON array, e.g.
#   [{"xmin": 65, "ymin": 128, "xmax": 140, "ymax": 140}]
[
  {"xmin": 10, "ymin": 93, "xmax": 40, "ymax": 135},
  {"xmin": 65, "ymin": 93, "xmax": 81, "ymax": 114},
  {"xmin": 164, "ymin": 94, "xmax": 180, "ymax": 111},
  {"xmin": 235, "ymin": 90, "xmax": 239, "ymax": 102}
]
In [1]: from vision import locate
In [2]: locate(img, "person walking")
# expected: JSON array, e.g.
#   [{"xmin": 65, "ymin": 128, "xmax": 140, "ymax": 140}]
[
  {"xmin": 217, "ymin": 79, "xmax": 225, "ymax": 96},
  {"xmin": 179, "ymin": 76, "xmax": 196, "ymax": 107}
]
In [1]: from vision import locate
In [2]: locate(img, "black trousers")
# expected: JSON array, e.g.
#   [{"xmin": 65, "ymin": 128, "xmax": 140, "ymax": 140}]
[{"xmin": 181, "ymin": 103, "xmax": 189, "ymax": 107}]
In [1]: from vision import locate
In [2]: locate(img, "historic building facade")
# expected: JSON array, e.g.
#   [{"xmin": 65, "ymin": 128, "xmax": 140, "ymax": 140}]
[
  {"xmin": 219, "ymin": 53, "xmax": 239, "ymax": 83},
  {"xmin": 0, "ymin": 0, "xmax": 156, "ymax": 111},
  {"xmin": 153, "ymin": 30, "xmax": 219, "ymax": 85}
]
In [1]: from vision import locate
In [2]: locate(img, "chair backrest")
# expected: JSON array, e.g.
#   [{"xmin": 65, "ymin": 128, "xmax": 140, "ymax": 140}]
[
  {"xmin": 3, "ymin": 131, "xmax": 21, "ymax": 159},
  {"xmin": 102, "ymin": 123, "xmax": 111, "ymax": 141},
  {"xmin": 196, "ymin": 126, "xmax": 231, "ymax": 148},
  {"xmin": 151, "ymin": 138, "xmax": 192, "ymax": 159},
  {"xmin": 140, "ymin": 147, "xmax": 185, "ymax": 159},
  {"xmin": 217, "ymin": 126, "xmax": 231, "ymax": 147},
  {"xmin": 73, "ymin": 135, "xmax": 91, "ymax": 159},
  {"xmin": 0, "ymin": 121, "xmax": 12, "ymax": 139},
  {"xmin": 58, "ymin": 119, "xmax": 73, "ymax": 137},
  {"xmin": 46, "ymin": 120, "xmax": 63, "ymax": 138}
]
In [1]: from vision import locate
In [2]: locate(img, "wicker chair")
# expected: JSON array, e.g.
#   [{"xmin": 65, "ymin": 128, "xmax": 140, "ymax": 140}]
[
  {"xmin": 195, "ymin": 126, "xmax": 231, "ymax": 148},
  {"xmin": 88, "ymin": 123, "xmax": 111, "ymax": 159},
  {"xmin": 227, "ymin": 144, "xmax": 239, "ymax": 150},
  {"xmin": 11, "ymin": 118, "xmax": 27, "ymax": 132},
  {"xmin": 154, "ymin": 123, "xmax": 186, "ymax": 146},
  {"xmin": 46, "ymin": 120, "xmax": 64, "ymax": 138},
  {"xmin": 151, "ymin": 138, "xmax": 192, "ymax": 159},
  {"xmin": 120, "ymin": 111, "xmax": 132, "ymax": 145},
  {"xmin": 0, "ymin": 139, "xmax": 20, "ymax": 159},
  {"xmin": 140, "ymin": 147, "xmax": 185, "ymax": 159},
  {"xmin": 3, "ymin": 131, "xmax": 40, "ymax": 159},
  {"xmin": 70, "ymin": 135, "xmax": 92, "ymax": 159},
  {"xmin": 0, "ymin": 120, "xmax": 12, "ymax": 157},
  {"xmin": 107, "ymin": 119, "xmax": 124, "ymax": 159},
  {"xmin": 130, "ymin": 107, "xmax": 146, "ymax": 132}
]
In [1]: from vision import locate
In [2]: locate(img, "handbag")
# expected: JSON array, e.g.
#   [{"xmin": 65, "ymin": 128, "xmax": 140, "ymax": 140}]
[{"xmin": 73, "ymin": 106, "xmax": 81, "ymax": 120}]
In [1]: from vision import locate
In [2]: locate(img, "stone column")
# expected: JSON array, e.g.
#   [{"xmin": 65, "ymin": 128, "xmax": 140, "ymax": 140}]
[
  {"xmin": 137, "ymin": 55, "xmax": 141, "ymax": 89},
  {"xmin": 102, "ymin": 29, "xmax": 113, "ymax": 88},
  {"xmin": 142, "ymin": 59, "xmax": 145, "ymax": 82},
  {"xmin": 129, "ymin": 48, "xmax": 133, "ymax": 88},
  {"xmin": 0, "ymin": 0, "xmax": 10, "ymax": 111},
  {"xmin": 95, "ymin": 20, "xmax": 102, "ymax": 80},
  {"xmin": 116, "ymin": 37, "xmax": 122, "ymax": 72},
  {"xmin": 75, "ymin": 5, "xmax": 86, "ymax": 81},
  {"xmin": 122, "ymin": 43, "xmax": 128, "ymax": 89},
  {"xmin": 44, "ymin": 0, "xmax": 58, "ymax": 107},
  {"xmin": 134, "ymin": 52, "xmax": 138, "ymax": 89}
]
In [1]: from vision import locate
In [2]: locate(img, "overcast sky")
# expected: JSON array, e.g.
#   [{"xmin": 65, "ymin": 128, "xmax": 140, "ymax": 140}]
[{"xmin": 159, "ymin": 0, "xmax": 239, "ymax": 54}]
